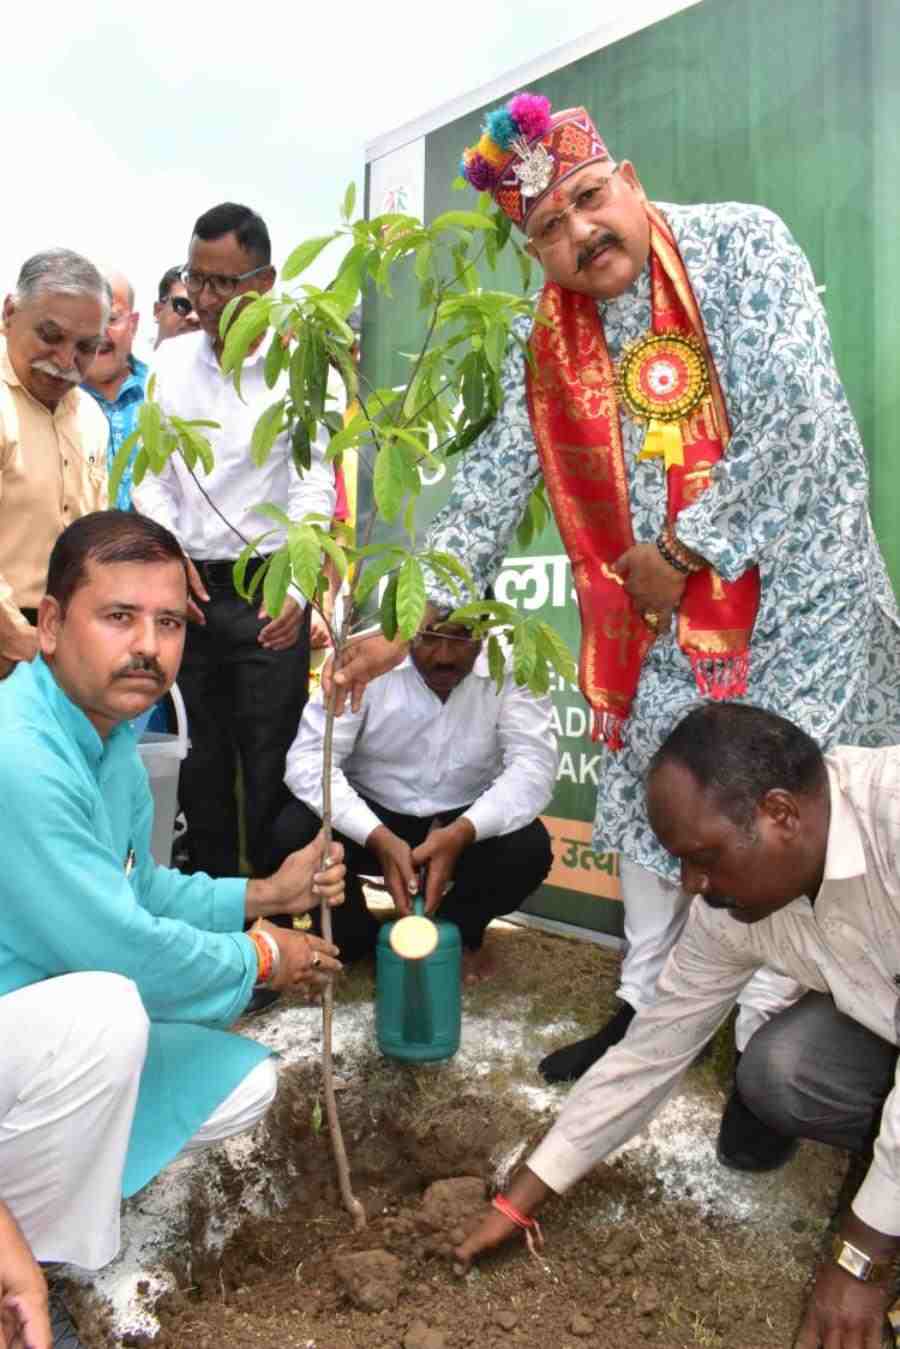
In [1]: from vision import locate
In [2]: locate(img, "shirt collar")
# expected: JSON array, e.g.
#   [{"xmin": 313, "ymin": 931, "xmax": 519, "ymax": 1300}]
[
  {"xmin": 33, "ymin": 655, "xmax": 135, "ymax": 772},
  {"xmin": 82, "ymin": 353, "xmax": 149, "ymax": 408},
  {"xmin": 821, "ymin": 754, "xmax": 868, "ymax": 882}
]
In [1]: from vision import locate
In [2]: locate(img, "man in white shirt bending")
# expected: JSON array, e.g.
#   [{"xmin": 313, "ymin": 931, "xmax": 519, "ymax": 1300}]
[
  {"xmin": 273, "ymin": 618, "xmax": 558, "ymax": 979},
  {"xmin": 134, "ymin": 203, "xmax": 335, "ymax": 878}
]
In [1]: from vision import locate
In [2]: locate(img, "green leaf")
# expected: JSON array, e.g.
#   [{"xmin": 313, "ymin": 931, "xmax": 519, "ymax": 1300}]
[
  {"xmin": 450, "ymin": 598, "xmax": 519, "ymax": 628},
  {"xmin": 423, "ymin": 550, "xmax": 473, "ymax": 594},
  {"xmin": 131, "ymin": 447, "xmax": 149, "ymax": 487},
  {"xmin": 430, "ymin": 209, "xmax": 496, "ymax": 234},
  {"xmin": 254, "ymin": 502, "xmax": 292, "ymax": 527},
  {"xmin": 311, "ymin": 1097, "xmax": 323, "ymax": 1134},
  {"xmin": 373, "ymin": 443, "xmax": 405, "ymax": 522},
  {"xmin": 289, "ymin": 342, "xmax": 307, "ymax": 411},
  {"xmin": 395, "ymin": 556, "xmax": 426, "ymax": 639},
  {"xmin": 291, "ymin": 418, "xmax": 311, "ymax": 474},
  {"xmin": 232, "ymin": 533, "xmax": 276, "ymax": 599},
  {"xmin": 250, "ymin": 399, "xmax": 286, "ymax": 468},
  {"xmin": 380, "ymin": 573, "xmax": 399, "ymax": 640},
  {"xmin": 109, "ymin": 428, "xmax": 140, "ymax": 506},
  {"xmin": 342, "ymin": 181, "xmax": 357, "ymax": 222},
  {"xmin": 354, "ymin": 550, "xmax": 402, "ymax": 607},
  {"xmin": 221, "ymin": 297, "xmax": 272, "ymax": 395},
  {"xmin": 264, "ymin": 333, "xmax": 288, "ymax": 389},
  {"xmin": 452, "ymin": 175, "xmax": 468, "ymax": 191},
  {"xmin": 512, "ymin": 623, "xmax": 537, "ymax": 686},
  {"xmin": 487, "ymin": 634, "xmax": 506, "ymax": 691},
  {"xmin": 461, "ymin": 354, "xmax": 484, "ymax": 423},
  {"xmin": 317, "ymin": 530, "xmax": 348, "ymax": 582},
  {"xmin": 535, "ymin": 622, "xmax": 578, "ymax": 686},
  {"xmin": 287, "ymin": 524, "xmax": 322, "ymax": 600},
  {"xmin": 414, "ymin": 242, "xmax": 433, "ymax": 283},
  {"xmin": 483, "ymin": 321, "xmax": 507, "ymax": 374},
  {"xmin": 402, "ymin": 493, "xmax": 417, "ymax": 543},
  {"xmin": 262, "ymin": 547, "xmax": 291, "ymax": 617},
  {"xmin": 515, "ymin": 244, "xmax": 533, "ymax": 295},
  {"xmin": 282, "ymin": 234, "xmax": 339, "ymax": 281},
  {"xmin": 305, "ymin": 329, "xmax": 328, "ymax": 420},
  {"xmin": 138, "ymin": 400, "xmax": 163, "ymax": 470},
  {"xmin": 325, "ymin": 412, "xmax": 368, "ymax": 460}
]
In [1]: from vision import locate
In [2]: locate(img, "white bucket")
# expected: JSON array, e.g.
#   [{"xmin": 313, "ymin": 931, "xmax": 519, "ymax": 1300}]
[{"xmin": 137, "ymin": 684, "xmax": 189, "ymax": 867}]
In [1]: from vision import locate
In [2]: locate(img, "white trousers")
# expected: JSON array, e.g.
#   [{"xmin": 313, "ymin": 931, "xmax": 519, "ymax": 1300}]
[
  {"xmin": 0, "ymin": 974, "xmax": 277, "ymax": 1270},
  {"xmin": 616, "ymin": 859, "xmax": 802, "ymax": 1051}
]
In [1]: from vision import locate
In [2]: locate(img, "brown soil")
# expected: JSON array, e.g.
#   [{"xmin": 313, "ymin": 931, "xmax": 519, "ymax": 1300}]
[{"xmin": 66, "ymin": 927, "xmax": 851, "ymax": 1348}]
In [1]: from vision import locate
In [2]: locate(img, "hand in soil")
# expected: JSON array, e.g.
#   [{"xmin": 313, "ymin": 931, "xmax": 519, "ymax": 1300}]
[
  {"xmin": 451, "ymin": 1205, "xmax": 518, "ymax": 1274},
  {"xmin": 793, "ymin": 1262, "xmax": 892, "ymax": 1348}
]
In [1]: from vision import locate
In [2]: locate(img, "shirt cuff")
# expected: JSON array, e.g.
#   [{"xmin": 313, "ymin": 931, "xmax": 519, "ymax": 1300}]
[
  {"xmin": 334, "ymin": 800, "xmax": 384, "ymax": 848},
  {"xmin": 461, "ymin": 797, "xmax": 503, "ymax": 841},
  {"xmin": 673, "ymin": 517, "xmax": 749, "ymax": 584},
  {"xmin": 527, "ymin": 1128, "xmax": 595, "ymax": 1195},
  {"xmin": 851, "ymin": 1159, "xmax": 900, "ymax": 1237},
  {"xmin": 211, "ymin": 877, "xmax": 250, "ymax": 932}
]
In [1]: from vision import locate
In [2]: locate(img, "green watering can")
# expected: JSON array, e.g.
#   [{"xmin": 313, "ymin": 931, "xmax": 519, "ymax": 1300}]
[{"xmin": 376, "ymin": 897, "xmax": 461, "ymax": 1063}]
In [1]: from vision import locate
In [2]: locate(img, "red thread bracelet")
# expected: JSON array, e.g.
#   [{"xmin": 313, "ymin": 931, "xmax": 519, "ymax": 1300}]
[{"xmin": 491, "ymin": 1195, "xmax": 545, "ymax": 1255}]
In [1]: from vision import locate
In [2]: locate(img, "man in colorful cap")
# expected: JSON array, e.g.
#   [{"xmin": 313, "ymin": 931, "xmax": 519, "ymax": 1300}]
[{"xmin": 331, "ymin": 93, "xmax": 900, "ymax": 1171}]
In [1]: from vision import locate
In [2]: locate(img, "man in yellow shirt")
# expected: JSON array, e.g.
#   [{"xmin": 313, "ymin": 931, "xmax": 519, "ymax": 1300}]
[{"xmin": 0, "ymin": 249, "xmax": 110, "ymax": 673}]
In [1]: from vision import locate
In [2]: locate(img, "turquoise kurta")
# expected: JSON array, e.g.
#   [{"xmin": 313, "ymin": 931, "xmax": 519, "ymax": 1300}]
[{"xmin": 0, "ymin": 658, "xmax": 269, "ymax": 1196}]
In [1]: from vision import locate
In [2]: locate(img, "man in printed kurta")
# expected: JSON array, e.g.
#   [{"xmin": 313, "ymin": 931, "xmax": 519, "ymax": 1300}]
[
  {"xmin": 0, "ymin": 511, "xmax": 344, "ymax": 1269},
  {"xmin": 332, "ymin": 93, "xmax": 900, "ymax": 1170}
]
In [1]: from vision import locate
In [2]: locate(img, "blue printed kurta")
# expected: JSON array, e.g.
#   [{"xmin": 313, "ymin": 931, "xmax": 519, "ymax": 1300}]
[
  {"xmin": 0, "ymin": 658, "xmax": 268, "ymax": 1196},
  {"xmin": 426, "ymin": 202, "xmax": 900, "ymax": 881},
  {"xmin": 83, "ymin": 354, "xmax": 148, "ymax": 510}
]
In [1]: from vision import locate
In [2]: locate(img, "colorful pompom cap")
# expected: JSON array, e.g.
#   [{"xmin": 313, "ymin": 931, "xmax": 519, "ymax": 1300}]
[{"xmin": 459, "ymin": 91, "xmax": 610, "ymax": 229}]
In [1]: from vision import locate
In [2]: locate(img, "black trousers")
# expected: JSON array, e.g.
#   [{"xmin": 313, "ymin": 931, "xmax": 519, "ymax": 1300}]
[
  {"xmin": 269, "ymin": 795, "xmax": 553, "ymax": 961},
  {"xmin": 177, "ymin": 560, "xmax": 310, "ymax": 877},
  {"xmin": 739, "ymin": 991, "xmax": 899, "ymax": 1156}
]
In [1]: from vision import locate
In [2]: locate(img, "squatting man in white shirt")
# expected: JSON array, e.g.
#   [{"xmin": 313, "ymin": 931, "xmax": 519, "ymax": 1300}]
[
  {"xmin": 271, "ymin": 617, "xmax": 558, "ymax": 981},
  {"xmin": 456, "ymin": 702, "xmax": 900, "ymax": 1349}
]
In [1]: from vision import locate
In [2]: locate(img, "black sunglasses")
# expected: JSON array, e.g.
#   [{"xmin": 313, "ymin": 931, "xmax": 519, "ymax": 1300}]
[{"xmin": 169, "ymin": 295, "xmax": 194, "ymax": 317}]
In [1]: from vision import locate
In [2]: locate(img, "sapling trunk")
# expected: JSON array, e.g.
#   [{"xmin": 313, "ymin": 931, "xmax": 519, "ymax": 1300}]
[{"xmin": 317, "ymin": 619, "xmax": 366, "ymax": 1232}]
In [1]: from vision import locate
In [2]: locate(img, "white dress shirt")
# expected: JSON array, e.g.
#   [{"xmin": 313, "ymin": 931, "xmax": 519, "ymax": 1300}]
[
  {"xmin": 133, "ymin": 330, "xmax": 335, "ymax": 561},
  {"xmin": 284, "ymin": 652, "xmax": 559, "ymax": 845},
  {"xmin": 527, "ymin": 745, "xmax": 900, "ymax": 1236}
]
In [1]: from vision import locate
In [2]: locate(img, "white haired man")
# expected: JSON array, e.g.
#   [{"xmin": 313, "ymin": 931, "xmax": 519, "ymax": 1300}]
[
  {"xmin": 0, "ymin": 249, "xmax": 110, "ymax": 674},
  {"xmin": 82, "ymin": 267, "xmax": 147, "ymax": 511}
]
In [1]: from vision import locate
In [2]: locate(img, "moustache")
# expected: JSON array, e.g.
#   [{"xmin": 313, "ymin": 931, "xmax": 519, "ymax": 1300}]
[
  {"xmin": 576, "ymin": 230, "xmax": 621, "ymax": 272},
  {"xmin": 31, "ymin": 360, "xmax": 81, "ymax": 384},
  {"xmin": 115, "ymin": 656, "xmax": 164, "ymax": 682}
]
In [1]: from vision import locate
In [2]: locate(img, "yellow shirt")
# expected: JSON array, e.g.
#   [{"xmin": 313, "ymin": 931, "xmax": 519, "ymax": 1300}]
[{"xmin": 0, "ymin": 333, "xmax": 108, "ymax": 629}]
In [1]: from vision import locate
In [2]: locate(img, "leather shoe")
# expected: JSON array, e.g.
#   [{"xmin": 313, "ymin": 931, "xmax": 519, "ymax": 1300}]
[
  {"xmin": 716, "ymin": 1085, "xmax": 797, "ymax": 1172},
  {"xmin": 538, "ymin": 1002, "xmax": 636, "ymax": 1083}
]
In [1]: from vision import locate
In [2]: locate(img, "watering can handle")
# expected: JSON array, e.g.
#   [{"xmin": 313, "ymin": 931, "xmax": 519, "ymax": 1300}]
[{"xmin": 412, "ymin": 895, "xmax": 426, "ymax": 918}]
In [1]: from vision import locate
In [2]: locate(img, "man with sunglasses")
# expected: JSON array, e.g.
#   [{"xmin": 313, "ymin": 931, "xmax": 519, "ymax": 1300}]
[
  {"xmin": 82, "ymin": 267, "xmax": 147, "ymax": 510},
  {"xmin": 331, "ymin": 95, "xmax": 900, "ymax": 1168},
  {"xmin": 134, "ymin": 203, "xmax": 335, "ymax": 884},
  {"xmin": 153, "ymin": 266, "xmax": 198, "ymax": 348},
  {"xmin": 275, "ymin": 616, "xmax": 556, "ymax": 979}
]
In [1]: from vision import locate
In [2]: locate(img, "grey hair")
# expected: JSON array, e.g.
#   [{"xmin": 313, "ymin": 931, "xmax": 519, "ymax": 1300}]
[
  {"xmin": 98, "ymin": 265, "xmax": 134, "ymax": 311},
  {"xmin": 14, "ymin": 249, "xmax": 111, "ymax": 314}
]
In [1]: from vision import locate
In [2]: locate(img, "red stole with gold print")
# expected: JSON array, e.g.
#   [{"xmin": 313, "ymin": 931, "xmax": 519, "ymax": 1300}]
[{"xmin": 525, "ymin": 204, "xmax": 759, "ymax": 749}]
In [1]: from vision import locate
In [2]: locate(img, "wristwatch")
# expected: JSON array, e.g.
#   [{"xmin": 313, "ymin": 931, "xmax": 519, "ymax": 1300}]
[{"xmin": 832, "ymin": 1235, "xmax": 893, "ymax": 1283}]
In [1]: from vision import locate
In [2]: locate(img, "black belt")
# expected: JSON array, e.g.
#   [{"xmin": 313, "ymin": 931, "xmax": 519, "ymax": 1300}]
[{"xmin": 191, "ymin": 556, "xmax": 269, "ymax": 588}]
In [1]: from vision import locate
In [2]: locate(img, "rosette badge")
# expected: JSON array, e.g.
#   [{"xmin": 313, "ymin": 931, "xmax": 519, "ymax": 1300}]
[{"xmin": 617, "ymin": 332, "xmax": 710, "ymax": 470}]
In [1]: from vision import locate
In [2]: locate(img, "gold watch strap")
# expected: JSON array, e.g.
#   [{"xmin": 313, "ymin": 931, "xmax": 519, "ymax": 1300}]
[{"xmin": 832, "ymin": 1234, "xmax": 893, "ymax": 1284}]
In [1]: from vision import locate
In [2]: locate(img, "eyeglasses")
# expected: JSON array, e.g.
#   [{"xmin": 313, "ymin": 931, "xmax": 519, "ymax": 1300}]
[
  {"xmin": 180, "ymin": 264, "xmax": 269, "ymax": 299},
  {"xmin": 168, "ymin": 295, "xmax": 194, "ymax": 317},
  {"xmin": 412, "ymin": 627, "xmax": 481, "ymax": 649},
  {"xmin": 528, "ymin": 166, "xmax": 621, "ymax": 251}
]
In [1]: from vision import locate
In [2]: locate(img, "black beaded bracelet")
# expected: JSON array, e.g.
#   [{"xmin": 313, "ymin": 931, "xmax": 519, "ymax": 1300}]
[{"xmin": 655, "ymin": 533, "xmax": 694, "ymax": 575}]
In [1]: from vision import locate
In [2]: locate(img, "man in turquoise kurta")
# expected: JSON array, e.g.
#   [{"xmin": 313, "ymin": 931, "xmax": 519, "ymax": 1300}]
[{"xmin": 0, "ymin": 510, "xmax": 343, "ymax": 1268}]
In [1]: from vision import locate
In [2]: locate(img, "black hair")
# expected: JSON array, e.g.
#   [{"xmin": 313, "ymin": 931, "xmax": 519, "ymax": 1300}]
[
  {"xmin": 46, "ymin": 512, "xmax": 187, "ymax": 615},
  {"xmin": 191, "ymin": 202, "xmax": 271, "ymax": 266},
  {"xmin": 649, "ymin": 703, "xmax": 827, "ymax": 831},
  {"xmin": 157, "ymin": 265, "xmax": 183, "ymax": 302}
]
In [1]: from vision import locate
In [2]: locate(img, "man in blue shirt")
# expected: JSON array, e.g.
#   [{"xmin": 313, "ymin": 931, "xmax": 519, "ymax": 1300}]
[
  {"xmin": 0, "ymin": 510, "xmax": 345, "ymax": 1271},
  {"xmin": 82, "ymin": 268, "xmax": 147, "ymax": 510}
]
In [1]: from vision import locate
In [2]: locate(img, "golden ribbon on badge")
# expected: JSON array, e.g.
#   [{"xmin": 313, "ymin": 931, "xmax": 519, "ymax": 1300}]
[{"xmin": 616, "ymin": 331, "xmax": 709, "ymax": 472}]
